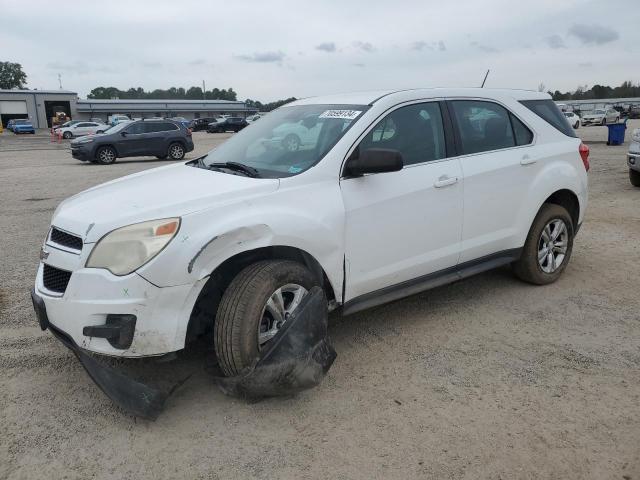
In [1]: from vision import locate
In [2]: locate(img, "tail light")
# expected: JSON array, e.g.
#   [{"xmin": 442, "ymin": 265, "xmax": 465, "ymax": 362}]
[
  {"xmin": 186, "ymin": 128, "xmax": 192, "ymax": 137},
  {"xmin": 579, "ymin": 142, "xmax": 590, "ymax": 172}
]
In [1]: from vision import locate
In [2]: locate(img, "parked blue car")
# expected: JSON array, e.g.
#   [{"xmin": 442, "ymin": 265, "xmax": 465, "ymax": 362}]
[{"xmin": 12, "ymin": 119, "xmax": 36, "ymax": 134}]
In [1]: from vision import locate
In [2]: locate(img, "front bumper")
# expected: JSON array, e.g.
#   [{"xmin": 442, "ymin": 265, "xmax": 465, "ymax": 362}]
[
  {"xmin": 34, "ymin": 242, "xmax": 205, "ymax": 357},
  {"xmin": 581, "ymin": 119, "xmax": 603, "ymax": 126},
  {"xmin": 629, "ymin": 152, "xmax": 640, "ymax": 172},
  {"xmin": 71, "ymin": 145, "xmax": 94, "ymax": 161}
]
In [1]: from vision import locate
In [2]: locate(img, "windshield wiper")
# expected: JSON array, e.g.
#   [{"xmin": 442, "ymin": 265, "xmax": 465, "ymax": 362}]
[{"xmin": 209, "ymin": 161, "xmax": 261, "ymax": 178}]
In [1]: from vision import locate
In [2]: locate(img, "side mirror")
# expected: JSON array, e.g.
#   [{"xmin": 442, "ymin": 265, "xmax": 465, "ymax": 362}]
[
  {"xmin": 120, "ymin": 131, "xmax": 127, "ymax": 137},
  {"xmin": 343, "ymin": 148, "xmax": 403, "ymax": 177}
]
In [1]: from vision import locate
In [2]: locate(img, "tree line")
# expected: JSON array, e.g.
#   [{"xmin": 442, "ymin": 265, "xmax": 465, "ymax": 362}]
[
  {"xmin": 87, "ymin": 87, "xmax": 297, "ymax": 111},
  {"xmin": 550, "ymin": 81, "xmax": 640, "ymax": 101}
]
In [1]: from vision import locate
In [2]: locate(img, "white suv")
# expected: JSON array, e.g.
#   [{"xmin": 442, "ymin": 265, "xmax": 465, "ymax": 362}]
[{"xmin": 32, "ymin": 88, "xmax": 589, "ymax": 377}]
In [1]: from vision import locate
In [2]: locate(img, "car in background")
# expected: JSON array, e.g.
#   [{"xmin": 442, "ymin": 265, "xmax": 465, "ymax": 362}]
[
  {"xmin": 109, "ymin": 115, "xmax": 131, "ymax": 126},
  {"xmin": 190, "ymin": 117, "xmax": 222, "ymax": 131},
  {"xmin": 564, "ymin": 111, "xmax": 580, "ymax": 129},
  {"xmin": 263, "ymin": 116, "xmax": 323, "ymax": 151},
  {"xmin": 246, "ymin": 114, "xmax": 262, "ymax": 123},
  {"xmin": 581, "ymin": 108, "xmax": 619, "ymax": 126},
  {"xmin": 7, "ymin": 119, "xmax": 26, "ymax": 132},
  {"xmin": 58, "ymin": 121, "xmax": 108, "ymax": 139},
  {"xmin": 12, "ymin": 119, "xmax": 36, "ymax": 134},
  {"xmin": 70, "ymin": 119, "xmax": 194, "ymax": 164},
  {"xmin": 90, "ymin": 118, "xmax": 106, "ymax": 124},
  {"xmin": 207, "ymin": 116, "xmax": 248, "ymax": 133},
  {"xmin": 169, "ymin": 117, "xmax": 191, "ymax": 129},
  {"xmin": 628, "ymin": 128, "xmax": 640, "ymax": 187},
  {"xmin": 53, "ymin": 120, "xmax": 82, "ymax": 132}
]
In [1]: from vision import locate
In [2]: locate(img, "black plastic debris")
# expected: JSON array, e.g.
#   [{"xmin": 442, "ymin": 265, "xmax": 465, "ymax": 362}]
[{"xmin": 214, "ymin": 286, "xmax": 337, "ymax": 399}]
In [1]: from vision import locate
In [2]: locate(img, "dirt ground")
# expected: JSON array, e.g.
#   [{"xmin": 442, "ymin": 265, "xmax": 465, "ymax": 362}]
[{"xmin": 1, "ymin": 122, "xmax": 639, "ymax": 480}]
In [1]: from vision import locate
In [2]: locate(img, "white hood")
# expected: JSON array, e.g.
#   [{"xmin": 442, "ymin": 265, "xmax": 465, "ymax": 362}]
[{"xmin": 52, "ymin": 163, "xmax": 279, "ymax": 243}]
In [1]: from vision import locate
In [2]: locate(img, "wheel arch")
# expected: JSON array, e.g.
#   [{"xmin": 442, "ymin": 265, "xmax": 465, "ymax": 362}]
[
  {"xmin": 184, "ymin": 245, "xmax": 336, "ymax": 345},
  {"xmin": 542, "ymin": 188, "xmax": 580, "ymax": 231}
]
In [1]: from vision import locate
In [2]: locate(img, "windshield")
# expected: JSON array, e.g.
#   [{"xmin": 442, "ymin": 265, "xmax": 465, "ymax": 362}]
[
  {"xmin": 202, "ymin": 104, "xmax": 368, "ymax": 178},
  {"xmin": 594, "ymin": 110, "xmax": 605, "ymax": 115},
  {"xmin": 15, "ymin": 120, "xmax": 30, "ymax": 125}
]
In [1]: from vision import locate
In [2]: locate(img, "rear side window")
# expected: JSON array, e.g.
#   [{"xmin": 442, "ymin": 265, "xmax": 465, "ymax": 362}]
[
  {"xmin": 510, "ymin": 113, "xmax": 533, "ymax": 146},
  {"xmin": 520, "ymin": 99, "xmax": 577, "ymax": 138},
  {"xmin": 148, "ymin": 122, "xmax": 178, "ymax": 132},
  {"xmin": 450, "ymin": 100, "xmax": 515, "ymax": 154}
]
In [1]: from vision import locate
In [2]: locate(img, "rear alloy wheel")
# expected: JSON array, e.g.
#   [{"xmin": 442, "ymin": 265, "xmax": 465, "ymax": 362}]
[
  {"xmin": 62, "ymin": 131, "xmax": 72, "ymax": 139},
  {"xmin": 512, "ymin": 204, "xmax": 574, "ymax": 285},
  {"xmin": 96, "ymin": 146, "xmax": 117, "ymax": 165},
  {"xmin": 630, "ymin": 169, "xmax": 640, "ymax": 187},
  {"xmin": 214, "ymin": 260, "xmax": 317, "ymax": 376},
  {"xmin": 168, "ymin": 143, "xmax": 185, "ymax": 160}
]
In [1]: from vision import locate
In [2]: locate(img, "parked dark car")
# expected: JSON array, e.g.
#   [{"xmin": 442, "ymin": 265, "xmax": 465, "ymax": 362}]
[
  {"xmin": 70, "ymin": 120, "xmax": 194, "ymax": 164},
  {"xmin": 207, "ymin": 117, "xmax": 248, "ymax": 133},
  {"xmin": 190, "ymin": 117, "xmax": 220, "ymax": 131}
]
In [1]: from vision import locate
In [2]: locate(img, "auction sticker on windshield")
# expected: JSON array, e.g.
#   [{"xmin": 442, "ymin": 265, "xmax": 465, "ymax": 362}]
[{"xmin": 319, "ymin": 110, "xmax": 362, "ymax": 120}]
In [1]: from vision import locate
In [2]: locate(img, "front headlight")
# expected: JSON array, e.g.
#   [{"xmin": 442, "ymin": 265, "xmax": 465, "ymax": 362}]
[
  {"xmin": 86, "ymin": 218, "xmax": 180, "ymax": 276},
  {"xmin": 75, "ymin": 137, "xmax": 94, "ymax": 144}
]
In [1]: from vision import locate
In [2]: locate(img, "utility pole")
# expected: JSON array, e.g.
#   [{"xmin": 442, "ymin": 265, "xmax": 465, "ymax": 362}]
[
  {"xmin": 202, "ymin": 80, "xmax": 206, "ymax": 100},
  {"xmin": 58, "ymin": 73, "xmax": 63, "ymax": 90}
]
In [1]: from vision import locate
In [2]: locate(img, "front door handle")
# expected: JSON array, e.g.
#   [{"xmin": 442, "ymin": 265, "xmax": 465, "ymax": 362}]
[
  {"xmin": 434, "ymin": 176, "xmax": 459, "ymax": 188},
  {"xmin": 520, "ymin": 155, "xmax": 536, "ymax": 166}
]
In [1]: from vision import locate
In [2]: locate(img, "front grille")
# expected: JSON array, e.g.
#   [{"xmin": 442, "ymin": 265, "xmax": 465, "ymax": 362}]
[
  {"xmin": 50, "ymin": 227, "xmax": 83, "ymax": 251},
  {"xmin": 43, "ymin": 264, "xmax": 72, "ymax": 294}
]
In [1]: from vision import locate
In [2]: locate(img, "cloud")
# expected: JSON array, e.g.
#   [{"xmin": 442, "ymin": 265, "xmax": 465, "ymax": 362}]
[
  {"xmin": 353, "ymin": 41, "xmax": 375, "ymax": 53},
  {"xmin": 352, "ymin": 63, "xmax": 366, "ymax": 68},
  {"xmin": 568, "ymin": 24, "xmax": 619, "ymax": 45},
  {"xmin": 234, "ymin": 51, "xmax": 286, "ymax": 63},
  {"xmin": 546, "ymin": 34, "xmax": 566, "ymax": 49},
  {"xmin": 470, "ymin": 41, "xmax": 498, "ymax": 53},
  {"xmin": 46, "ymin": 61, "xmax": 90, "ymax": 75},
  {"xmin": 188, "ymin": 59, "xmax": 206, "ymax": 65},
  {"xmin": 141, "ymin": 61, "xmax": 162, "ymax": 69},
  {"xmin": 411, "ymin": 40, "xmax": 446, "ymax": 51},
  {"xmin": 316, "ymin": 42, "xmax": 336, "ymax": 52},
  {"xmin": 578, "ymin": 62, "xmax": 593, "ymax": 67},
  {"xmin": 411, "ymin": 41, "xmax": 429, "ymax": 51}
]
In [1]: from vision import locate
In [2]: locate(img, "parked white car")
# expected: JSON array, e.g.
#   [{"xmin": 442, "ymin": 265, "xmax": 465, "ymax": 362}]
[
  {"xmin": 628, "ymin": 128, "xmax": 640, "ymax": 187},
  {"xmin": 246, "ymin": 114, "xmax": 262, "ymax": 123},
  {"xmin": 581, "ymin": 108, "xmax": 619, "ymax": 126},
  {"xmin": 109, "ymin": 114, "xmax": 131, "ymax": 126},
  {"xmin": 32, "ymin": 88, "xmax": 588, "ymax": 379},
  {"xmin": 265, "ymin": 116, "xmax": 323, "ymax": 151},
  {"xmin": 58, "ymin": 121, "xmax": 108, "ymax": 139},
  {"xmin": 564, "ymin": 111, "xmax": 580, "ymax": 129}
]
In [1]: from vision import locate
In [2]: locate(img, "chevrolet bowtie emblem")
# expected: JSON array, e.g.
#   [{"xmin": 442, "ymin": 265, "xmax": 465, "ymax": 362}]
[{"xmin": 39, "ymin": 247, "xmax": 49, "ymax": 261}]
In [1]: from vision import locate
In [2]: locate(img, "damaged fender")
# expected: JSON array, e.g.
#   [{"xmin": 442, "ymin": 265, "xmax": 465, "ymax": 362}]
[{"xmin": 214, "ymin": 286, "xmax": 337, "ymax": 398}]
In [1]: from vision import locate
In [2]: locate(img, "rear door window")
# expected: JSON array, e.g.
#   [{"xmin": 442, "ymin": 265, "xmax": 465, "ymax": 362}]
[
  {"xmin": 449, "ymin": 100, "xmax": 516, "ymax": 155},
  {"xmin": 520, "ymin": 99, "xmax": 577, "ymax": 138},
  {"xmin": 510, "ymin": 113, "xmax": 533, "ymax": 146}
]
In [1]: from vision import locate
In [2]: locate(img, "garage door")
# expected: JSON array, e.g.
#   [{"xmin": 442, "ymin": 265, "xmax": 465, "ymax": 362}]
[{"xmin": 0, "ymin": 100, "xmax": 28, "ymax": 114}]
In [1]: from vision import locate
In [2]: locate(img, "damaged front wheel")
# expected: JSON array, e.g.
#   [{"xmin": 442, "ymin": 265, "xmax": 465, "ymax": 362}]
[{"xmin": 214, "ymin": 260, "xmax": 318, "ymax": 376}]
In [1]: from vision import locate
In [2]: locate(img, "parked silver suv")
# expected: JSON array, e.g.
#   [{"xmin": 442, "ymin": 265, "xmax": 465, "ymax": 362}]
[{"xmin": 629, "ymin": 128, "xmax": 640, "ymax": 186}]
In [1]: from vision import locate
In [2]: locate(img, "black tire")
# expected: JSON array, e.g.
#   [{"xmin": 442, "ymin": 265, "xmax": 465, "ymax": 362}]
[
  {"xmin": 95, "ymin": 146, "xmax": 117, "ymax": 165},
  {"xmin": 62, "ymin": 131, "xmax": 72, "ymax": 139},
  {"xmin": 630, "ymin": 169, "xmax": 640, "ymax": 187},
  {"xmin": 167, "ymin": 142, "xmax": 185, "ymax": 160},
  {"xmin": 214, "ymin": 260, "xmax": 318, "ymax": 376},
  {"xmin": 512, "ymin": 204, "xmax": 574, "ymax": 285},
  {"xmin": 156, "ymin": 155, "xmax": 167, "ymax": 159},
  {"xmin": 601, "ymin": 118, "xmax": 606, "ymax": 126},
  {"xmin": 574, "ymin": 122, "xmax": 579, "ymax": 129},
  {"xmin": 282, "ymin": 134, "xmax": 301, "ymax": 152}
]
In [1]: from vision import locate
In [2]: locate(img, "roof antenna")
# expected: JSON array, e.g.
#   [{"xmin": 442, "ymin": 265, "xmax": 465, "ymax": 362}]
[{"xmin": 481, "ymin": 69, "xmax": 490, "ymax": 88}]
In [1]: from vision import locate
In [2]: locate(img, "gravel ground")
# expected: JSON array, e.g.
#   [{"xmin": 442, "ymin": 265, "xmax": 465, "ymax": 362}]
[{"xmin": 1, "ymin": 123, "xmax": 639, "ymax": 479}]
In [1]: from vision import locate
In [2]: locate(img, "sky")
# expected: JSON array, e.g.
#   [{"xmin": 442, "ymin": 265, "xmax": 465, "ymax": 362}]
[{"xmin": 1, "ymin": 0, "xmax": 637, "ymax": 102}]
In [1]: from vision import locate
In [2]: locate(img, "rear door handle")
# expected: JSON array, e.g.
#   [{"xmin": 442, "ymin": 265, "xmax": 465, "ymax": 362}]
[
  {"xmin": 434, "ymin": 176, "xmax": 459, "ymax": 188},
  {"xmin": 520, "ymin": 155, "xmax": 536, "ymax": 166}
]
